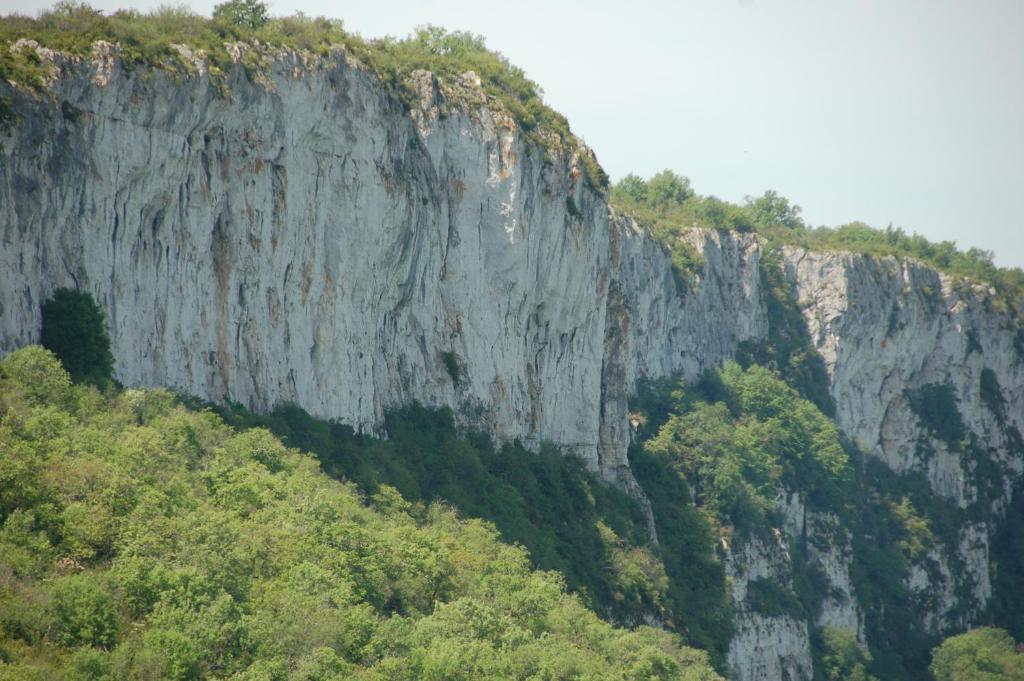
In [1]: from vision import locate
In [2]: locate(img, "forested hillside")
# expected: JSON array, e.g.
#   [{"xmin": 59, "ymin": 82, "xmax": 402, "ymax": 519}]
[{"xmin": 0, "ymin": 346, "xmax": 721, "ymax": 680}]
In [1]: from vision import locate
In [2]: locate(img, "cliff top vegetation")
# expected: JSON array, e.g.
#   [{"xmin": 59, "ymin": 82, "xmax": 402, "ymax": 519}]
[
  {"xmin": 0, "ymin": 1, "xmax": 606, "ymax": 187},
  {"xmin": 610, "ymin": 171, "xmax": 1024, "ymax": 315}
]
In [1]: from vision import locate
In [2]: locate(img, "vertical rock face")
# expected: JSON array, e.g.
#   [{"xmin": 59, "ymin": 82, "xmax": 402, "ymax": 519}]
[
  {"xmin": 0, "ymin": 47, "xmax": 766, "ymax": 487},
  {"xmin": 781, "ymin": 248, "xmax": 1024, "ymax": 635},
  {"xmin": 725, "ymin": 531, "xmax": 814, "ymax": 681},
  {"xmin": 1, "ymin": 44, "xmax": 1021, "ymax": 681},
  {"xmin": 784, "ymin": 248, "xmax": 1024, "ymax": 496}
]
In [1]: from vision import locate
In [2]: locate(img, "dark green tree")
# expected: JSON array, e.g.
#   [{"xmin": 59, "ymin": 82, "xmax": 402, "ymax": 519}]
[{"xmin": 40, "ymin": 287, "xmax": 114, "ymax": 386}]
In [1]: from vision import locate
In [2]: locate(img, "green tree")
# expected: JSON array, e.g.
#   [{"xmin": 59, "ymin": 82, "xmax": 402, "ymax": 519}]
[
  {"xmin": 52, "ymin": 573, "xmax": 119, "ymax": 648},
  {"xmin": 745, "ymin": 190, "xmax": 803, "ymax": 228},
  {"xmin": 39, "ymin": 287, "xmax": 114, "ymax": 386},
  {"xmin": 647, "ymin": 170, "xmax": 694, "ymax": 207},
  {"xmin": 212, "ymin": 0, "xmax": 269, "ymax": 29},
  {"xmin": 641, "ymin": 363, "xmax": 850, "ymax": 535},
  {"xmin": 615, "ymin": 173, "xmax": 649, "ymax": 203},
  {"xmin": 0, "ymin": 346, "xmax": 723, "ymax": 681},
  {"xmin": 930, "ymin": 628, "xmax": 1024, "ymax": 681},
  {"xmin": 814, "ymin": 626, "xmax": 878, "ymax": 681}
]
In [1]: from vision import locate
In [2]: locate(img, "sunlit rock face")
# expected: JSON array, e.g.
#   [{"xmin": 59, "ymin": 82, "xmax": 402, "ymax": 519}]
[
  {"xmin": 2, "ymin": 42, "xmax": 1021, "ymax": 681},
  {"xmin": 0, "ymin": 46, "xmax": 766, "ymax": 488},
  {"xmin": 782, "ymin": 248, "xmax": 1024, "ymax": 634}
]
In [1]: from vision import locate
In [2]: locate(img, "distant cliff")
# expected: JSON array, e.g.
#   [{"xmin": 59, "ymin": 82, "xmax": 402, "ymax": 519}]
[{"xmin": 1, "ymin": 39, "xmax": 1021, "ymax": 681}]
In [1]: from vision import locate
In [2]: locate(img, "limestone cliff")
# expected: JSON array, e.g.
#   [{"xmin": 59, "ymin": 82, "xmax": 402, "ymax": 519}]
[
  {"xmin": 1, "ymin": 41, "xmax": 1021, "ymax": 681},
  {"xmin": 0, "ymin": 43, "xmax": 765, "ymax": 490}
]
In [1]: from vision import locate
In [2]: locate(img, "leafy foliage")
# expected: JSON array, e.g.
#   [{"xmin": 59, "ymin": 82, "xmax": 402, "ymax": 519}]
[
  {"xmin": 178, "ymin": 375, "xmax": 744, "ymax": 670},
  {"xmin": 736, "ymin": 246, "xmax": 836, "ymax": 416},
  {"xmin": 625, "ymin": 363, "xmax": 853, "ymax": 664},
  {"xmin": 186, "ymin": 399, "xmax": 673, "ymax": 637},
  {"xmin": 40, "ymin": 287, "xmax": 114, "ymax": 387},
  {"xmin": 639, "ymin": 363, "xmax": 849, "ymax": 536},
  {"xmin": 746, "ymin": 189, "xmax": 803, "ymax": 230},
  {"xmin": 847, "ymin": 457, "xmax": 975, "ymax": 681},
  {"xmin": 929, "ymin": 628, "xmax": 1024, "ymax": 681},
  {"xmin": 439, "ymin": 351, "xmax": 461, "ymax": 385},
  {"xmin": 745, "ymin": 578, "xmax": 804, "ymax": 619},
  {"xmin": 212, "ymin": 0, "xmax": 268, "ymax": 30},
  {"xmin": 627, "ymin": 361, "xmax": 1004, "ymax": 681},
  {"xmin": 609, "ymin": 170, "xmax": 706, "ymax": 292},
  {"xmin": 629, "ymin": 442, "xmax": 734, "ymax": 665},
  {"xmin": 812, "ymin": 626, "xmax": 879, "ymax": 681},
  {"xmin": 0, "ymin": 346, "xmax": 722, "ymax": 680}
]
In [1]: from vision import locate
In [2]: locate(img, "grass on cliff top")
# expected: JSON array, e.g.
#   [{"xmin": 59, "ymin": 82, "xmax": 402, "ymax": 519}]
[
  {"xmin": 610, "ymin": 170, "xmax": 1024, "ymax": 315},
  {"xmin": 0, "ymin": 1, "xmax": 607, "ymax": 189}
]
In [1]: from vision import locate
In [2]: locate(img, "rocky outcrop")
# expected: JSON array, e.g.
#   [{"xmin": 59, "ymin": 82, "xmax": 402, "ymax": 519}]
[{"xmin": 725, "ymin": 532, "xmax": 813, "ymax": 681}]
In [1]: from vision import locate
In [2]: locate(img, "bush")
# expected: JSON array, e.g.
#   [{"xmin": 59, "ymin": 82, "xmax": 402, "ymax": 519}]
[
  {"xmin": 40, "ymin": 288, "xmax": 114, "ymax": 387},
  {"xmin": 0, "ymin": 345, "xmax": 74, "ymax": 407},
  {"xmin": 440, "ymin": 351, "xmax": 461, "ymax": 385},
  {"xmin": 745, "ymin": 190, "xmax": 803, "ymax": 229},
  {"xmin": 640, "ymin": 363, "xmax": 849, "ymax": 535},
  {"xmin": 812, "ymin": 625, "xmax": 878, "ymax": 681}
]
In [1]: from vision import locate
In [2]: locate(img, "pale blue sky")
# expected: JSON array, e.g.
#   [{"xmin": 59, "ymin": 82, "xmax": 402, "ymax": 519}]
[{"xmin": 6, "ymin": 0, "xmax": 1023, "ymax": 268}]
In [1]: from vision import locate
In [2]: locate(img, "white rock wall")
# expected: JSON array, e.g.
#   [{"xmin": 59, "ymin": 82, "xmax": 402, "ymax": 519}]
[
  {"xmin": 726, "ymin": 534, "xmax": 814, "ymax": 681},
  {"xmin": 0, "ymin": 46, "xmax": 766, "ymax": 487},
  {"xmin": 783, "ymin": 248, "xmax": 1024, "ymax": 618}
]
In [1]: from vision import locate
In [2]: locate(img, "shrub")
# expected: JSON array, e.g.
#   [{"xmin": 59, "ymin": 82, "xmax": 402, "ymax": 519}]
[
  {"xmin": 744, "ymin": 190, "xmax": 804, "ymax": 229},
  {"xmin": 440, "ymin": 351, "xmax": 461, "ymax": 385},
  {"xmin": 929, "ymin": 627, "xmax": 1024, "ymax": 681},
  {"xmin": 812, "ymin": 625, "xmax": 878, "ymax": 681},
  {"xmin": 0, "ymin": 345, "xmax": 74, "ymax": 407},
  {"xmin": 0, "ymin": 355, "xmax": 723, "ymax": 680}
]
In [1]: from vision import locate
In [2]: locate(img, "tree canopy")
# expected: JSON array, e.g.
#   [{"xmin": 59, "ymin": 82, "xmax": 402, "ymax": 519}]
[
  {"xmin": 0, "ymin": 346, "xmax": 721, "ymax": 680},
  {"xmin": 930, "ymin": 628, "xmax": 1024, "ymax": 681}
]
